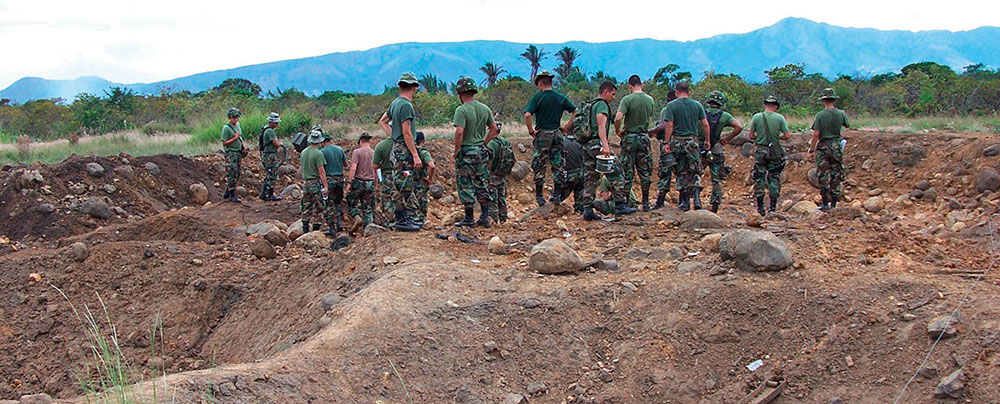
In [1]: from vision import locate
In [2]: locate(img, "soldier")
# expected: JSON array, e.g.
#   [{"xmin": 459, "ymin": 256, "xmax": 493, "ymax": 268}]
[
  {"xmin": 220, "ymin": 107, "xmax": 247, "ymax": 203},
  {"xmin": 372, "ymin": 136, "xmax": 394, "ymax": 224},
  {"xmin": 299, "ymin": 130, "xmax": 328, "ymax": 233},
  {"xmin": 614, "ymin": 75, "xmax": 656, "ymax": 211},
  {"xmin": 650, "ymin": 90, "xmax": 678, "ymax": 209},
  {"xmin": 412, "ymin": 131, "xmax": 435, "ymax": 227},
  {"xmin": 808, "ymin": 88, "xmax": 849, "ymax": 211},
  {"xmin": 662, "ymin": 81, "xmax": 711, "ymax": 211},
  {"xmin": 701, "ymin": 91, "xmax": 743, "ymax": 213},
  {"xmin": 320, "ymin": 133, "xmax": 348, "ymax": 235},
  {"xmin": 346, "ymin": 132, "xmax": 377, "ymax": 229},
  {"xmin": 575, "ymin": 81, "xmax": 635, "ymax": 220},
  {"xmin": 453, "ymin": 77, "xmax": 498, "ymax": 228},
  {"xmin": 486, "ymin": 127, "xmax": 515, "ymax": 223},
  {"xmin": 748, "ymin": 95, "xmax": 791, "ymax": 216},
  {"xmin": 525, "ymin": 70, "xmax": 576, "ymax": 206},
  {"xmin": 377, "ymin": 72, "xmax": 423, "ymax": 232},
  {"xmin": 258, "ymin": 112, "xmax": 283, "ymax": 201},
  {"xmin": 593, "ymin": 176, "xmax": 638, "ymax": 216},
  {"xmin": 560, "ymin": 136, "xmax": 587, "ymax": 214}
]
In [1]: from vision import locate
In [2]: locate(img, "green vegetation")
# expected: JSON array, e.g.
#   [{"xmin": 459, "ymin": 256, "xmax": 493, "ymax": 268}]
[{"xmin": 0, "ymin": 133, "xmax": 217, "ymax": 165}]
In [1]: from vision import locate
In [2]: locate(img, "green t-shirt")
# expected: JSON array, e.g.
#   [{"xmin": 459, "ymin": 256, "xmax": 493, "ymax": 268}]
[
  {"xmin": 663, "ymin": 98, "xmax": 706, "ymax": 137},
  {"xmin": 750, "ymin": 111, "xmax": 789, "ymax": 146},
  {"xmin": 453, "ymin": 100, "xmax": 495, "ymax": 147},
  {"xmin": 811, "ymin": 108, "xmax": 850, "ymax": 141},
  {"xmin": 261, "ymin": 127, "xmax": 277, "ymax": 153},
  {"xmin": 415, "ymin": 147, "xmax": 434, "ymax": 180},
  {"xmin": 525, "ymin": 90, "xmax": 576, "ymax": 130},
  {"xmin": 221, "ymin": 122, "xmax": 243, "ymax": 152},
  {"xmin": 703, "ymin": 108, "xmax": 735, "ymax": 144},
  {"xmin": 321, "ymin": 145, "xmax": 347, "ymax": 176},
  {"xmin": 618, "ymin": 92, "xmax": 656, "ymax": 133},
  {"xmin": 373, "ymin": 138, "xmax": 394, "ymax": 174},
  {"xmin": 387, "ymin": 96, "xmax": 416, "ymax": 144},
  {"xmin": 300, "ymin": 146, "xmax": 327, "ymax": 180},
  {"xmin": 589, "ymin": 100, "xmax": 612, "ymax": 137}
]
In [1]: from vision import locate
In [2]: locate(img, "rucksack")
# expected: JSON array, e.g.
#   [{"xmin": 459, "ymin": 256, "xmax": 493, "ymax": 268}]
[
  {"xmin": 258, "ymin": 126, "xmax": 270, "ymax": 154},
  {"xmin": 572, "ymin": 99, "xmax": 610, "ymax": 144},
  {"xmin": 706, "ymin": 110, "xmax": 723, "ymax": 145},
  {"xmin": 292, "ymin": 132, "xmax": 309, "ymax": 153},
  {"xmin": 492, "ymin": 137, "xmax": 516, "ymax": 176}
]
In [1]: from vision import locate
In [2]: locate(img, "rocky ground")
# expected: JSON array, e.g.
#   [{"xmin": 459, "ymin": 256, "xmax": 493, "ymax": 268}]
[{"xmin": 1, "ymin": 130, "xmax": 999, "ymax": 404}]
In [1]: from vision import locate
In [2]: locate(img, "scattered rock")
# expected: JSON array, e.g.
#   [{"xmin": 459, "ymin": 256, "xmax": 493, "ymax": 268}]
[
  {"xmin": 915, "ymin": 179, "xmax": 931, "ymax": 191},
  {"xmin": 807, "ymin": 167, "xmax": 820, "ymax": 189},
  {"xmin": 144, "ymin": 162, "xmax": 160, "ymax": 176},
  {"xmin": 113, "ymin": 165, "xmax": 134, "ymax": 180},
  {"xmin": 528, "ymin": 238, "xmax": 584, "ymax": 274},
  {"xmin": 923, "ymin": 188, "xmax": 937, "ymax": 202},
  {"xmin": 678, "ymin": 210, "xmax": 724, "ymax": 231},
  {"xmin": 330, "ymin": 234, "xmax": 351, "ymax": 250},
  {"xmin": 520, "ymin": 202, "xmax": 570, "ymax": 221},
  {"xmin": 287, "ymin": 220, "xmax": 305, "ymax": 240},
  {"xmin": 15, "ymin": 170, "xmax": 45, "ymax": 189},
  {"xmin": 281, "ymin": 184, "xmax": 303, "ymax": 199},
  {"xmin": 599, "ymin": 368, "xmax": 614, "ymax": 383},
  {"xmin": 918, "ymin": 366, "xmax": 938, "ymax": 379},
  {"xmin": 516, "ymin": 193, "xmax": 534, "ymax": 205},
  {"xmin": 975, "ymin": 167, "xmax": 1000, "ymax": 193},
  {"xmin": 934, "ymin": 369, "xmax": 966, "ymax": 399},
  {"xmin": 719, "ymin": 229, "xmax": 793, "ymax": 272},
  {"xmin": 746, "ymin": 214, "xmax": 764, "ymax": 227},
  {"xmin": 927, "ymin": 313, "xmax": 960, "ymax": 339},
  {"xmin": 501, "ymin": 393, "xmax": 527, "ymax": 404},
  {"xmin": 36, "ymin": 204, "xmax": 55, "ymax": 214},
  {"xmin": 517, "ymin": 143, "xmax": 526, "ymax": 153},
  {"xmin": 861, "ymin": 158, "xmax": 874, "ymax": 170},
  {"xmin": 677, "ymin": 261, "xmax": 706, "ymax": 273},
  {"xmin": 440, "ymin": 195, "xmax": 456, "ymax": 205},
  {"xmin": 509, "ymin": 161, "xmax": 530, "ymax": 181},
  {"xmin": 595, "ymin": 259, "xmax": 619, "ymax": 271},
  {"xmin": 740, "ymin": 142, "xmax": 754, "ymax": 158},
  {"xmin": 429, "ymin": 184, "xmax": 445, "ymax": 199},
  {"xmin": 526, "ymin": 381, "xmax": 547, "ymax": 396},
  {"xmin": 321, "ymin": 292, "xmax": 342, "ymax": 310},
  {"xmin": 236, "ymin": 186, "xmax": 248, "ymax": 198},
  {"xmin": 189, "ymin": 183, "xmax": 209, "ymax": 205},
  {"xmin": 700, "ymin": 233, "xmax": 723, "ymax": 252},
  {"xmin": 295, "ymin": 231, "xmax": 328, "ymax": 252},
  {"xmin": 790, "ymin": 200, "xmax": 818, "ymax": 214},
  {"xmin": 665, "ymin": 247, "xmax": 684, "ymax": 260},
  {"xmin": 947, "ymin": 199, "xmax": 964, "ymax": 211},
  {"xmin": 18, "ymin": 393, "xmax": 53, "ymax": 404},
  {"xmin": 983, "ymin": 144, "xmax": 1000, "ymax": 157},
  {"xmin": 363, "ymin": 223, "xmax": 388, "ymax": 237},
  {"xmin": 867, "ymin": 188, "xmax": 884, "ymax": 197},
  {"xmin": 248, "ymin": 237, "xmax": 277, "ymax": 259},
  {"xmin": 69, "ymin": 242, "xmax": 89, "ymax": 262},
  {"xmin": 863, "ymin": 196, "xmax": 884, "ymax": 213},
  {"xmin": 103, "ymin": 184, "xmax": 117, "ymax": 194},
  {"xmin": 910, "ymin": 189, "xmax": 925, "ymax": 199},
  {"xmin": 829, "ymin": 398, "xmax": 843, "ymax": 404},
  {"xmin": 441, "ymin": 211, "xmax": 465, "ymax": 226},
  {"xmin": 81, "ymin": 197, "xmax": 111, "ymax": 219},
  {"xmin": 889, "ymin": 141, "xmax": 926, "ymax": 167},
  {"xmin": 85, "ymin": 162, "xmax": 105, "ymax": 177},
  {"xmin": 277, "ymin": 164, "xmax": 297, "ymax": 177},
  {"xmin": 488, "ymin": 236, "xmax": 508, "ymax": 255},
  {"xmin": 383, "ymin": 256, "xmax": 399, "ymax": 265}
]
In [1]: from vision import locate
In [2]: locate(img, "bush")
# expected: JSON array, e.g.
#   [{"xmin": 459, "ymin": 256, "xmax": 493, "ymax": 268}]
[{"xmin": 189, "ymin": 110, "xmax": 311, "ymax": 145}]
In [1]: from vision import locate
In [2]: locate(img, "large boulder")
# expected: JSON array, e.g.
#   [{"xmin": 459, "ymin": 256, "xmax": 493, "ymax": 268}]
[
  {"xmin": 248, "ymin": 237, "xmax": 277, "ymax": 259},
  {"xmin": 790, "ymin": 200, "xmax": 819, "ymax": 214},
  {"xmin": 281, "ymin": 184, "xmax": 303, "ymax": 199},
  {"xmin": 81, "ymin": 197, "xmax": 111, "ymax": 219},
  {"xmin": 509, "ymin": 161, "xmax": 530, "ymax": 181},
  {"xmin": 85, "ymin": 162, "xmax": 105, "ymax": 177},
  {"xmin": 295, "ymin": 231, "xmax": 328, "ymax": 252},
  {"xmin": 740, "ymin": 142, "xmax": 754, "ymax": 158},
  {"xmin": 287, "ymin": 220, "xmax": 306, "ymax": 240},
  {"xmin": 247, "ymin": 222, "xmax": 289, "ymax": 246},
  {"xmin": 113, "ymin": 165, "xmax": 135, "ymax": 180},
  {"xmin": 719, "ymin": 230, "xmax": 793, "ymax": 272},
  {"xmin": 188, "ymin": 183, "xmax": 209, "ymax": 205},
  {"xmin": 863, "ymin": 196, "xmax": 884, "ymax": 213},
  {"xmin": 144, "ymin": 161, "xmax": 161, "ymax": 176},
  {"xmin": 678, "ymin": 210, "xmax": 724, "ymax": 231},
  {"xmin": 975, "ymin": 167, "xmax": 1000, "ymax": 193},
  {"xmin": 528, "ymin": 238, "xmax": 584, "ymax": 274},
  {"xmin": 807, "ymin": 167, "xmax": 820, "ymax": 189}
]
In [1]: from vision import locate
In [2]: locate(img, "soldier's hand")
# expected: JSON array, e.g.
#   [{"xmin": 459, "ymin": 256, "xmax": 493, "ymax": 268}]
[
  {"xmin": 321, "ymin": 187, "xmax": 328, "ymax": 195},
  {"xmin": 413, "ymin": 156, "xmax": 423, "ymax": 170},
  {"xmin": 601, "ymin": 144, "xmax": 611, "ymax": 157},
  {"xmin": 704, "ymin": 141, "xmax": 711, "ymax": 150}
]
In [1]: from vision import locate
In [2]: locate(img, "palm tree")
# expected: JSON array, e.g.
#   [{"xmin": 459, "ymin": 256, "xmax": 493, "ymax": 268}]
[
  {"xmin": 480, "ymin": 62, "xmax": 507, "ymax": 87},
  {"xmin": 556, "ymin": 46, "xmax": 581, "ymax": 77},
  {"xmin": 519, "ymin": 45, "xmax": 547, "ymax": 81},
  {"xmin": 418, "ymin": 73, "xmax": 447, "ymax": 94}
]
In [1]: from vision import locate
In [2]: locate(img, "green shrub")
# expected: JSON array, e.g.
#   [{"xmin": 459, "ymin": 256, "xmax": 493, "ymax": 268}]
[{"xmin": 0, "ymin": 128, "xmax": 13, "ymax": 143}]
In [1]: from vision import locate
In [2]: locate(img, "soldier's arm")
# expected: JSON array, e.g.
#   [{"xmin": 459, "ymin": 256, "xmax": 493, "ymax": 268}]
[
  {"xmin": 454, "ymin": 125, "xmax": 465, "ymax": 158},
  {"xmin": 524, "ymin": 112, "xmax": 536, "ymax": 137},
  {"xmin": 427, "ymin": 161, "xmax": 436, "ymax": 182},
  {"xmin": 700, "ymin": 118, "xmax": 711, "ymax": 149},
  {"xmin": 402, "ymin": 120, "xmax": 422, "ymax": 169},
  {"xmin": 613, "ymin": 111, "xmax": 624, "ymax": 136},
  {"xmin": 782, "ymin": 129, "xmax": 792, "ymax": 141},
  {"xmin": 562, "ymin": 111, "xmax": 576, "ymax": 134},
  {"xmin": 346, "ymin": 160, "xmax": 357, "ymax": 190},
  {"xmin": 271, "ymin": 137, "xmax": 281, "ymax": 148},
  {"xmin": 318, "ymin": 166, "xmax": 329, "ymax": 195},
  {"xmin": 721, "ymin": 118, "xmax": 743, "ymax": 144},
  {"xmin": 222, "ymin": 128, "xmax": 239, "ymax": 146},
  {"xmin": 378, "ymin": 113, "xmax": 391, "ymax": 136},
  {"xmin": 808, "ymin": 130, "xmax": 820, "ymax": 154},
  {"xmin": 597, "ymin": 113, "xmax": 611, "ymax": 156},
  {"xmin": 663, "ymin": 121, "xmax": 675, "ymax": 153},
  {"xmin": 484, "ymin": 122, "xmax": 499, "ymax": 145}
]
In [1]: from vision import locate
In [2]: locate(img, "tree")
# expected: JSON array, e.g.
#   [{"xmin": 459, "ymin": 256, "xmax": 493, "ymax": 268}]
[
  {"xmin": 555, "ymin": 47, "xmax": 581, "ymax": 79},
  {"xmin": 480, "ymin": 62, "xmax": 507, "ymax": 87},
  {"xmin": 590, "ymin": 71, "xmax": 617, "ymax": 84},
  {"xmin": 520, "ymin": 45, "xmax": 547, "ymax": 81},
  {"xmin": 652, "ymin": 64, "xmax": 680, "ymax": 87},
  {"xmin": 212, "ymin": 78, "xmax": 261, "ymax": 97},
  {"xmin": 418, "ymin": 73, "xmax": 448, "ymax": 94}
]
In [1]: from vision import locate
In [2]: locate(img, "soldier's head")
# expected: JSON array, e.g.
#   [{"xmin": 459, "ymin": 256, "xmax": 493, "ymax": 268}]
[
  {"xmin": 397, "ymin": 72, "xmax": 420, "ymax": 96},
  {"xmin": 819, "ymin": 87, "xmax": 838, "ymax": 107},
  {"xmin": 322, "ymin": 133, "xmax": 333, "ymax": 146},
  {"xmin": 627, "ymin": 74, "xmax": 643, "ymax": 91},
  {"xmin": 666, "ymin": 90, "xmax": 677, "ymax": 102},
  {"xmin": 706, "ymin": 91, "xmax": 726, "ymax": 108},
  {"xmin": 414, "ymin": 131, "xmax": 425, "ymax": 146},
  {"xmin": 307, "ymin": 130, "xmax": 324, "ymax": 147},
  {"xmin": 763, "ymin": 95, "xmax": 780, "ymax": 111},
  {"xmin": 267, "ymin": 112, "xmax": 281, "ymax": 128},
  {"xmin": 674, "ymin": 81, "xmax": 691, "ymax": 96},
  {"xmin": 534, "ymin": 70, "xmax": 555, "ymax": 89},
  {"xmin": 455, "ymin": 77, "xmax": 478, "ymax": 102},
  {"xmin": 227, "ymin": 107, "xmax": 241, "ymax": 124},
  {"xmin": 598, "ymin": 81, "xmax": 617, "ymax": 102},
  {"xmin": 358, "ymin": 132, "xmax": 373, "ymax": 146}
]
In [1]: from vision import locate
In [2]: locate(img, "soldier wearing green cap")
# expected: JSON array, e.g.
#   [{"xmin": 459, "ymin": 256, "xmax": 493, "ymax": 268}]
[
  {"xmin": 258, "ymin": 112, "xmax": 283, "ymax": 201},
  {"xmin": 524, "ymin": 70, "xmax": 576, "ymax": 207},
  {"xmin": 320, "ymin": 132, "xmax": 348, "ymax": 235},
  {"xmin": 614, "ymin": 74, "xmax": 656, "ymax": 211},
  {"xmin": 662, "ymin": 81, "xmax": 711, "ymax": 211},
  {"xmin": 372, "ymin": 137, "xmax": 394, "ymax": 223},
  {"xmin": 411, "ymin": 131, "xmax": 435, "ymax": 226},
  {"xmin": 377, "ymin": 72, "xmax": 423, "ymax": 232},
  {"xmin": 220, "ymin": 107, "xmax": 246, "ymax": 203},
  {"xmin": 574, "ymin": 81, "xmax": 633, "ymax": 220},
  {"xmin": 809, "ymin": 87, "xmax": 850, "ymax": 211},
  {"xmin": 701, "ymin": 91, "xmax": 743, "ymax": 213},
  {"xmin": 346, "ymin": 132, "xmax": 377, "ymax": 229},
  {"xmin": 748, "ymin": 95, "xmax": 792, "ymax": 216},
  {"xmin": 299, "ymin": 130, "xmax": 329, "ymax": 233},
  {"xmin": 486, "ymin": 119, "xmax": 515, "ymax": 223},
  {"xmin": 453, "ymin": 77, "xmax": 498, "ymax": 228}
]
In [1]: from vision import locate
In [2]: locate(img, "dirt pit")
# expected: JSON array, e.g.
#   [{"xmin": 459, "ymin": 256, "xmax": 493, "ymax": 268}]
[{"xmin": 1, "ymin": 131, "xmax": 999, "ymax": 403}]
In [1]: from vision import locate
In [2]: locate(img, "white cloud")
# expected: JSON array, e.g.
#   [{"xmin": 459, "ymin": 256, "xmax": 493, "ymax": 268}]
[{"xmin": 0, "ymin": 0, "xmax": 997, "ymax": 89}]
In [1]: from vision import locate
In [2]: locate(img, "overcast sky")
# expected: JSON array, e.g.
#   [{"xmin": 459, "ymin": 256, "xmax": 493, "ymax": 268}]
[{"xmin": 0, "ymin": 0, "xmax": 996, "ymax": 89}]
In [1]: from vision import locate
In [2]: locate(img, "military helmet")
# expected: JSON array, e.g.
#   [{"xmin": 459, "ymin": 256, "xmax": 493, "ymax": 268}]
[
  {"xmin": 764, "ymin": 95, "xmax": 780, "ymax": 107},
  {"xmin": 819, "ymin": 87, "xmax": 838, "ymax": 100},
  {"xmin": 706, "ymin": 91, "xmax": 727, "ymax": 107},
  {"xmin": 267, "ymin": 112, "xmax": 281, "ymax": 123},
  {"xmin": 227, "ymin": 107, "xmax": 241, "ymax": 119},
  {"xmin": 398, "ymin": 72, "xmax": 420, "ymax": 86},
  {"xmin": 308, "ymin": 130, "xmax": 325, "ymax": 144},
  {"xmin": 534, "ymin": 70, "xmax": 555, "ymax": 84},
  {"xmin": 455, "ymin": 77, "xmax": 478, "ymax": 94}
]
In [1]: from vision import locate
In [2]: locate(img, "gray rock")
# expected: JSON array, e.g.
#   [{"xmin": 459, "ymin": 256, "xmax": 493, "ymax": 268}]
[
  {"xmin": 488, "ymin": 236, "xmax": 508, "ymax": 255},
  {"xmin": 863, "ymin": 196, "xmax": 884, "ymax": 213},
  {"xmin": 248, "ymin": 222, "xmax": 288, "ymax": 246},
  {"xmin": 927, "ymin": 313, "xmax": 960, "ymax": 339},
  {"xmin": 143, "ymin": 162, "xmax": 160, "ymax": 176},
  {"xmin": 918, "ymin": 366, "xmax": 939, "ymax": 379},
  {"xmin": 103, "ymin": 184, "xmax": 117, "ymax": 194},
  {"xmin": 509, "ymin": 160, "xmax": 530, "ymax": 181},
  {"xmin": 85, "ymin": 162, "xmax": 105, "ymax": 177},
  {"xmin": 668, "ymin": 246, "xmax": 685, "ymax": 260},
  {"xmin": 678, "ymin": 210, "xmax": 725, "ymax": 231},
  {"xmin": 501, "ymin": 393, "xmax": 527, "ymax": 404},
  {"xmin": 647, "ymin": 247, "xmax": 671, "ymax": 260},
  {"xmin": 984, "ymin": 144, "xmax": 1000, "ymax": 157},
  {"xmin": 189, "ymin": 183, "xmax": 209, "ymax": 205},
  {"xmin": 429, "ymin": 184, "xmax": 445, "ymax": 199},
  {"xmin": 677, "ymin": 261, "xmax": 707, "ymax": 273},
  {"xmin": 915, "ymin": 179, "xmax": 931, "ymax": 191},
  {"xmin": 287, "ymin": 219, "xmax": 305, "ymax": 240},
  {"xmin": 236, "ymin": 186, "xmax": 248, "ymax": 198},
  {"xmin": 740, "ymin": 142, "xmax": 754, "ymax": 158},
  {"xmin": 81, "ymin": 197, "xmax": 111, "ymax": 219},
  {"xmin": 321, "ymin": 292, "xmax": 342, "ymax": 310},
  {"xmin": 18, "ymin": 393, "xmax": 53, "ymax": 404},
  {"xmin": 947, "ymin": 199, "xmax": 964, "ymax": 211},
  {"xmin": 330, "ymin": 234, "xmax": 352, "ymax": 251},
  {"xmin": 529, "ymin": 238, "xmax": 584, "ymax": 274},
  {"xmin": 910, "ymin": 189, "xmax": 924, "ymax": 199},
  {"xmin": 923, "ymin": 188, "xmax": 937, "ymax": 202},
  {"xmin": 625, "ymin": 248, "xmax": 649, "ymax": 260},
  {"xmin": 934, "ymin": 369, "xmax": 966, "ymax": 399},
  {"xmin": 595, "ymin": 259, "xmax": 619, "ymax": 271},
  {"xmin": 277, "ymin": 164, "xmax": 297, "ymax": 177},
  {"xmin": 526, "ymin": 381, "xmax": 547, "ymax": 396},
  {"xmin": 829, "ymin": 398, "xmax": 843, "ymax": 404},
  {"xmin": 729, "ymin": 130, "xmax": 752, "ymax": 146},
  {"xmin": 281, "ymin": 184, "xmax": 303, "ymax": 199},
  {"xmin": 69, "ymin": 242, "xmax": 89, "ymax": 262},
  {"xmin": 364, "ymin": 223, "xmax": 388, "ymax": 237},
  {"xmin": 517, "ymin": 143, "xmax": 527, "ymax": 153},
  {"xmin": 975, "ymin": 167, "xmax": 1000, "ymax": 193},
  {"xmin": 36, "ymin": 204, "xmax": 55, "ymax": 214},
  {"xmin": 248, "ymin": 237, "xmax": 277, "ymax": 259},
  {"xmin": 113, "ymin": 165, "xmax": 134, "ymax": 180},
  {"xmin": 719, "ymin": 230, "xmax": 794, "ymax": 272},
  {"xmin": 807, "ymin": 167, "xmax": 820, "ymax": 189},
  {"xmin": 295, "ymin": 231, "xmax": 328, "ymax": 252},
  {"xmin": 889, "ymin": 142, "xmax": 926, "ymax": 167}
]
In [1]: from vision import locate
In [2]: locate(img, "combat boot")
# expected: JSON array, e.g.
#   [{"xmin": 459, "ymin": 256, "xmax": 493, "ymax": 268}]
[
  {"xmin": 549, "ymin": 184, "xmax": 563, "ymax": 203},
  {"xmin": 769, "ymin": 196, "xmax": 779, "ymax": 213},
  {"xmin": 819, "ymin": 192, "xmax": 831, "ymax": 212},
  {"xmin": 641, "ymin": 186, "xmax": 651, "ymax": 212},
  {"xmin": 455, "ymin": 207, "xmax": 475, "ymax": 227},
  {"xmin": 830, "ymin": 194, "xmax": 838, "ymax": 209},
  {"xmin": 653, "ymin": 190, "xmax": 666, "ymax": 210},
  {"xmin": 222, "ymin": 189, "xmax": 231, "ymax": 200},
  {"xmin": 678, "ymin": 191, "xmax": 691, "ymax": 212},
  {"xmin": 393, "ymin": 209, "xmax": 420, "ymax": 232},
  {"xmin": 756, "ymin": 196, "xmax": 766, "ymax": 217},
  {"xmin": 535, "ymin": 183, "xmax": 546, "ymax": 206},
  {"xmin": 268, "ymin": 187, "xmax": 283, "ymax": 201},
  {"xmin": 583, "ymin": 207, "xmax": 603, "ymax": 221},
  {"xmin": 258, "ymin": 187, "xmax": 268, "ymax": 200},
  {"xmin": 475, "ymin": 205, "xmax": 491, "ymax": 228},
  {"xmin": 324, "ymin": 220, "xmax": 337, "ymax": 237},
  {"xmin": 301, "ymin": 220, "xmax": 310, "ymax": 234},
  {"xmin": 692, "ymin": 188, "xmax": 703, "ymax": 211},
  {"xmin": 336, "ymin": 214, "xmax": 344, "ymax": 231},
  {"xmin": 710, "ymin": 203, "xmax": 720, "ymax": 213},
  {"xmin": 614, "ymin": 203, "xmax": 637, "ymax": 216},
  {"xmin": 229, "ymin": 194, "xmax": 242, "ymax": 203}
]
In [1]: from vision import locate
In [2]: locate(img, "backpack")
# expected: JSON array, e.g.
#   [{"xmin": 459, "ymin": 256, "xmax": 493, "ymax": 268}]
[
  {"xmin": 258, "ymin": 126, "xmax": 270, "ymax": 154},
  {"xmin": 706, "ymin": 110, "xmax": 723, "ymax": 145},
  {"xmin": 492, "ymin": 137, "xmax": 516, "ymax": 176},
  {"xmin": 292, "ymin": 132, "xmax": 309, "ymax": 153},
  {"xmin": 572, "ymin": 99, "xmax": 610, "ymax": 144}
]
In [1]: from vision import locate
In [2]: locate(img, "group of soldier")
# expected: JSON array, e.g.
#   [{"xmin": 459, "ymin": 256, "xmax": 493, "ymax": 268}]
[{"xmin": 217, "ymin": 70, "xmax": 850, "ymax": 236}]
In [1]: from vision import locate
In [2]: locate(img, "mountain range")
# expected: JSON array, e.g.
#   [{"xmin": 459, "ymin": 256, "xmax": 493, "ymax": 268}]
[{"xmin": 2, "ymin": 17, "xmax": 998, "ymax": 103}]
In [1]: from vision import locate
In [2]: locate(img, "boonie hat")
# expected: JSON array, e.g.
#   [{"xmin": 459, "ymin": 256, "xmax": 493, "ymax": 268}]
[
  {"xmin": 398, "ymin": 72, "xmax": 420, "ymax": 86},
  {"xmin": 267, "ymin": 112, "xmax": 281, "ymax": 123},
  {"xmin": 357, "ymin": 132, "xmax": 372, "ymax": 144},
  {"xmin": 764, "ymin": 95, "xmax": 780, "ymax": 106},
  {"xmin": 534, "ymin": 70, "xmax": 555, "ymax": 84},
  {"xmin": 455, "ymin": 77, "xmax": 478, "ymax": 94},
  {"xmin": 819, "ymin": 87, "xmax": 838, "ymax": 100},
  {"xmin": 227, "ymin": 107, "xmax": 241, "ymax": 118},
  {"xmin": 308, "ymin": 130, "xmax": 325, "ymax": 144},
  {"xmin": 706, "ymin": 91, "xmax": 727, "ymax": 106}
]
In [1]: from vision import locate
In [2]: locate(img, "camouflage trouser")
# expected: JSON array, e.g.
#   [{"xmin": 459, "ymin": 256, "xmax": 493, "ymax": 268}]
[
  {"xmin": 261, "ymin": 152, "xmax": 279, "ymax": 191},
  {"xmin": 413, "ymin": 180, "xmax": 430, "ymax": 223},
  {"xmin": 390, "ymin": 143, "xmax": 419, "ymax": 215},
  {"xmin": 531, "ymin": 129, "xmax": 565, "ymax": 188},
  {"xmin": 456, "ymin": 145, "xmax": 492, "ymax": 209},
  {"xmin": 582, "ymin": 140, "xmax": 626, "ymax": 210},
  {"xmin": 620, "ymin": 132, "xmax": 653, "ymax": 192},
  {"xmin": 752, "ymin": 144, "xmax": 786, "ymax": 199},
  {"xmin": 487, "ymin": 174, "xmax": 508, "ymax": 222},
  {"xmin": 323, "ymin": 175, "xmax": 345, "ymax": 224},
  {"xmin": 347, "ymin": 178, "xmax": 376, "ymax": 226},
  {"xmin": 377, "ymin": 174, "xmax": 395, "ymax": 222},
  {"xmin": 300, "ymin": 181, "xmax": 327, "ymax": 223},
  {"xmin": 224, "ymin": 151, "xmax": 242, "ymax": 193},
  {"xmin": 656, "ymin": 140, "xmax": 676, "ymax": 193},
  {"xmin": 562, "ymin": 169, "xmax": 586, "ymax": 213},
  {"xmin": 815, "ymin": 139, "xmax": 845, "ymax": 199},
  {"xmin": 670, "ymin": 136, "xmax": 703, "ymax": 193},
  {"xmin": 701, "ymin": 143, "xmax": 731, "ymax": 205}
]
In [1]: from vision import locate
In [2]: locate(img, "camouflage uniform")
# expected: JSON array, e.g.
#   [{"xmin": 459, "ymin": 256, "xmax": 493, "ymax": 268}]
[
  {"xmin": 815, "ymin": 140, "xmax": 844, "ymax": 199},
  {"xmin": 260, "ymin": 120, "xmax": 280, "ymax": 195},
  {"xmin": 224, "ymin": 151, "xmax": 242, "ymax": 193},
  {"xmin": 532, "ymin": 129, "xmax": 565, "ymax": 188},
  {"xmin": 261, "ymin": 152, "xmax": 278, "ymax": 190},
  {"xmin": 412, "ymin": 146, "xmax": 433, "ymax": 223},
  {"xmin": 619, "ymin": 133, "xmax": 653, "ymax": 195},
  {"xmin": 561, "ymin": 138, "xmax": 587, "ymax": 214},
  {"xmin": 750, "ymin": 107, "xmax": 788, "ymax": 201},
  {"xmin": 323, "ymin": 174, "xmax": 345, "ymax": 225},
  {"xmin": 390, "ymin": 143, "xmax": 419, "ymax": 216},
  {"xmin": 702, "ymin": 143, "xmax": 731, "ymax": 205},
  {"xmin": 456, "ymin": 145, "xmax": 492, "ymax": 209},
  {"xmin": 582, "ymin": 140, "xmax": 627, "ymax": 210},
  {"xmin": 656, "ymin": 141, "xmax": 676, "ymax": 194},
  {"xmin": 486, "ymin": 137, "xmax": 514, "ymax": 222},
  {"xmin": 347, "ymin": 178, "xmax": 376, "ymax": 226},
  {"xmin": 671, "ymin": 136, "xmax": 703, "ymax": 193},
  {"xmin": 301, "ymin": 181, "xmax": 327, "ymax": 223}
]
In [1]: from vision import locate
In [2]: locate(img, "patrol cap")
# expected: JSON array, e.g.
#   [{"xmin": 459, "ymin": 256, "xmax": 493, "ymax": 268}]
[
  {"xmin": 819, "ymin": 87, "xmax": 838, "ymax": 100},
  {"xmin": 267, "ymin": 112, "xmax": 281, "ymax": 123},
  {"xmin": 308, "ymin": 130, "xmax": 325, "ymax": 144},
  {"xmin": 455, "ymin": 77, "xmax": 478, "ymax": 94},
  {"xmin": 227, "ymin": 107, "xmax": 241, "ymax": 118},
  {"xmin": 534, "ymin": 70, "xmax": 555, "ymax": 84},
  {"xmin": 398, "ymin": 72, "xmax": 420, "ymax": 86},
  {"xmin": 764, "ymin": 95, "xmax": 780, "ymax": 107}
]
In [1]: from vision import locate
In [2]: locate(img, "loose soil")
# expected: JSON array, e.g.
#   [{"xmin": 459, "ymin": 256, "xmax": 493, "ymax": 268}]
[{"xmin": 1, "ymin": 131, "xmax": 999, "ymax": 403}]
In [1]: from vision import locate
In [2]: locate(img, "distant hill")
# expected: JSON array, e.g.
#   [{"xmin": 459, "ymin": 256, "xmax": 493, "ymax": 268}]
[{"xmin": 3, "ymin": 17, "xmax": 998, "ymax": 103}]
